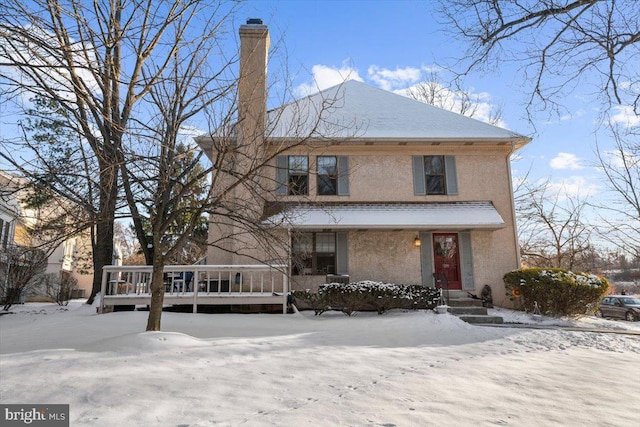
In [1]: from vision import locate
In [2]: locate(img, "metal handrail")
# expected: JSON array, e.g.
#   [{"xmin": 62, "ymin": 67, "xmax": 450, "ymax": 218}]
[{"xmin": 433, "ymin": 271, "xmax": 450, "ymax": 305}]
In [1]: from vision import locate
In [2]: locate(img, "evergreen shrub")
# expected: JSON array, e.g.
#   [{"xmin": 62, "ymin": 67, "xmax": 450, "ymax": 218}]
[{"xmin": 503, "ymin": 268, "xmax": 609, "ymax": 317}]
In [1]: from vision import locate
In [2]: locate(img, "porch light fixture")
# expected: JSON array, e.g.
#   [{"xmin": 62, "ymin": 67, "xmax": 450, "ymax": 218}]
[{"xmin": 413, "ymin": 236, "xmax": 421, "ymax": 247}]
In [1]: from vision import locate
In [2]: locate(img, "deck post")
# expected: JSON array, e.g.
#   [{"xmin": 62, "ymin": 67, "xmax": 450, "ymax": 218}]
[
  {"xmin": 193, "ymin": 269, "xmax": 198, "ymax": 314},
  {"xmin": 282, "ymin": 271, "xmax": 288, "ymax": 314},
  {"xmin": 99, "ymin": 267, "xmax": 109, "ymax": 314}
]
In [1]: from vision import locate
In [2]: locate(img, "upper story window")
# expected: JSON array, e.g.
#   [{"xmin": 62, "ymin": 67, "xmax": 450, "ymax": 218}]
[
  {"xmin": 1, "ymin": 219, "xmax": 12, "ymax": 250},
  {"xmin": 424, "ymin": 156, "xmax": 446, "ymax": 194},
  {"xmin": 317, "ymin": 156, "xmax": 337, "ymax": 195},
  {"xmin": 412, "ymin": 155, "xmax": 458, "ymax": 195},
  {"xmin": 276, "ymin": 155, "xmax": 349, "ymax": 196},
  {"xmin": 287, "ymin": 156, "xmax": 309, "ymax": 195}
]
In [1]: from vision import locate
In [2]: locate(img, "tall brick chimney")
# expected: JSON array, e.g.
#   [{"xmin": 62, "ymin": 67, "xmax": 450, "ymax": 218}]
[{"xmin": 238, "ymin": 18, "xmax": 269, "ymax": 149}]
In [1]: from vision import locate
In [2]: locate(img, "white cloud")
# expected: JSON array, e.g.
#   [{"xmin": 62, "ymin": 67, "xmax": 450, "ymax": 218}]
[
  {"xmin": 558, "ymin": 109, "xmax": 586, "ymax": 122},
  {"xmin": 549, "ymin": 152, "xmax": 583, "ymax": 170},
  {"xmin": 599, "ymin": 147, "xmax": 639, "ymax": 170},
  {"xmin": 295, "ymin": 64, "xmax": 364, "ymax": 97},
  {"xmin": 609, "ymin": 105, "xmax": 640, "ymax": 128},
  {"xmin": 470, "ymin": 99, "xmax": 506, "ymax": 128},
  {"xmin": 548, "ymin": 176, "xmax": 598, "ymax": 200},
  {"xmin": 367, "ymin": 65, "xmax": 422, "ymax": 91}
]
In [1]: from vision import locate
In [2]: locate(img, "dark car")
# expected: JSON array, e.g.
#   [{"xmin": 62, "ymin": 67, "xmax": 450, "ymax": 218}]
[{"xmin": 597, "ymin": 295, "xmax": 640, "ymax": 321}]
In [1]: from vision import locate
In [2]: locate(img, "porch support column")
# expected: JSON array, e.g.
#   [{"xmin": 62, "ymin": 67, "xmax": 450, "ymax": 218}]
[
  {"xmin": 420, "ymin": 231, "xmax": 434, "ymax": 287},
  {"xmin": 459, "ymin": 231, "xmax": 475, "ymax": 291}
]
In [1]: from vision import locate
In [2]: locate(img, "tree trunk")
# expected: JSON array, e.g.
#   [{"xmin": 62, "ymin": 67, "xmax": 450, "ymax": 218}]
[
  {"xmin": 146, "ymin": 261, "xmax": 165, "ymax": 331},
  {"xmin": 87, "ymin": 161, "xmax": 119, "ymax": 305}
]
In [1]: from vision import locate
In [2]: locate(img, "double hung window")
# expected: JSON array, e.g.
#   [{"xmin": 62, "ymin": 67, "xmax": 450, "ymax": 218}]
[
  {"xmin": 412, "ymin": 155, "xmax": 458, "ymax": 195},
  {"xmin": 287, "ymin": 156, "xmax": 309, "ymax": 195},
  {"xmin": 292, "ymin": 232, "xmax": 336, "ymax": 275},
  {"xmin": 317, "ymin": 156, "xmax": 338, "ymax": 195},
  {"xmin": 276, "ymin": 155, "xmax": 349, "ymax": 196},
  {"xmin": 424, "ymin": 156, "xmax": 446, "ymax": 194}
]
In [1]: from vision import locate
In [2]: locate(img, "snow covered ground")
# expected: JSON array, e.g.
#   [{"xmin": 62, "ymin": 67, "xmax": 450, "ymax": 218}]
[{"xmin": 1, "ymin": 301, "xmax": 639, "ymax": 426}]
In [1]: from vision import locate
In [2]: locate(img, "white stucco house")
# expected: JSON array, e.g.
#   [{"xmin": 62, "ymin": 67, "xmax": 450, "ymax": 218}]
[
  {"xmin": 201, "ymin": 20, "xmax": 531, "ymax": 301},
  {"xmin": 97, "ymin": 19, "xmax": 530, "ymax": 314}
]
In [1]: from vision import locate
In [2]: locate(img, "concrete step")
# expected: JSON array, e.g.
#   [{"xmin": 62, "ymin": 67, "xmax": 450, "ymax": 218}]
[
  {"xmin": 438, "ymin": 290, "xmax": 468, "ymax": 299},
  {"xmin": 436, "ymin": 290, "xmax": 504, "ymax": 325},
  {"xmin": 458, "ymin": 314, "xmax": 504, "ymax": 324},
  {"xmin": 448, "ymin": 306, "xmax": 488, "ymax": 315},
  {"xmin": 446, "ymin": 297, "xmax": 484, "ymax": 307}
]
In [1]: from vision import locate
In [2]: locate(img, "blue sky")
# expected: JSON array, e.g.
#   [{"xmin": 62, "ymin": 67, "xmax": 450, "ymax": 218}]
[
  {"xmin": 238, "ymin": 0, "xmax": 636, "ymax": 204},
  {"xmin": 1, "ymin": 0, "xmax": 635, "ymax": 209}
]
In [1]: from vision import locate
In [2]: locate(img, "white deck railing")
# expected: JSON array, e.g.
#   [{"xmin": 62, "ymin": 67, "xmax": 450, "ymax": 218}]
[{"xmin": 99, "ymin": 264, "xmax": 289, "ymax": 314}]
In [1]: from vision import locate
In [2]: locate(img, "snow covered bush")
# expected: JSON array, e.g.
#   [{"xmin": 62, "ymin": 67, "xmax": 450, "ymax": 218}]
[
  {"xmin": 503, "ymin": 268, "xmax": 609, "ymax": 317},
  {"xmin": 290, "ymin": 289, "xmax": 329, "ymax": 315},
  {"xmin": 291, "ymin": 281, "xmax": 441, "ymax": 315}
]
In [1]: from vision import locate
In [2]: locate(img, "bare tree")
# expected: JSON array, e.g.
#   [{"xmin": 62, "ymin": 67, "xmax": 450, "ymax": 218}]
[
  {"xmin": 1, "ymin": 3, "xmax": 359, "ymax": 330},
  {"xmin": 406, "ymin": 70, "xmax": 504, "ymax": 125},
  {"xmin": 0, "ymin": 0, "xmax": 238, "ymax": 304},
  {"xmin": 594, "ymin": 125, "xmax": 640, "ymax": 258},
  {"xmin": 41, "ymin": 271, "xmax": 79, "ymax": 306},
  {"xmin": 440, "ymin": 0, "xmax": 639, "ymax": 261},
  {"xmin": 0, "ymin": 245, "xmax": 47, "ymax": 311},
  {"xmin": 516, "ymin": 179, "xmax": 594, "ymax": 270}
]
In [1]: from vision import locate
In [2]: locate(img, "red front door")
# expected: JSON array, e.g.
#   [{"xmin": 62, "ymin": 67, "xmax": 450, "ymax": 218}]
[{"xmin": 433, "ymin": 233, "xmax": 461, "ymax": 290}]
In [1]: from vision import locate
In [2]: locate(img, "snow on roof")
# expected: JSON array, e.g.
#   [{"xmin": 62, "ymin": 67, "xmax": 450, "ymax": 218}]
[
  {"xmin": 265, "ymin": 201, "xmax": 506, "ymax": 230},
  {"xmin": 266, "ymin": 80, "xmax": 528, "ymax": 142}
]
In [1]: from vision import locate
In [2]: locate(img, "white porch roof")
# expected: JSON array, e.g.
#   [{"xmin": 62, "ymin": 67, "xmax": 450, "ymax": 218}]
[{"xmin": 265, "ymin": 202, "xmax": 506, "ymax": 230}]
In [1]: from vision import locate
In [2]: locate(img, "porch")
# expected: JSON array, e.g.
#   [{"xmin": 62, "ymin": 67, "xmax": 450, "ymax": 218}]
[{"xmin": 99, "ymin": 264, "xmax": 289, "ymax": 314}]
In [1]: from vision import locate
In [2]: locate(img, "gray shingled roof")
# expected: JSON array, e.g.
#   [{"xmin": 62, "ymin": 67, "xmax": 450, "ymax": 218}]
[{"xmin": 266, "ymin": 80, "xmax": 528, "ymax": 142}]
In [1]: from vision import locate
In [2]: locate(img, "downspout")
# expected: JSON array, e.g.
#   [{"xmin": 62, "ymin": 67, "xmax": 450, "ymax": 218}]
[
  {"xmin": 506, "ymin": 141, "xmax": 522, "ymax": 268},
  {"xmin": 287, "ymin": 226, "xmax": 292, "ymax": 279},
  {"xmin": 286, "ymin": 226, "xmax": 292, "ymax": 314}
]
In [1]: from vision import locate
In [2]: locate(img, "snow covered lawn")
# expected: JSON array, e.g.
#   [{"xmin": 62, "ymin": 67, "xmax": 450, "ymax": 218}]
[{"xmin": 1, "ymin": 301, "xmax": 639, "ymax": 426}]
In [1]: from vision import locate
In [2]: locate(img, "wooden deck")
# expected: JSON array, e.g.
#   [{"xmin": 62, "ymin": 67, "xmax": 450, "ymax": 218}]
[{"xmin": 99, "ymin": 264, "xmax": 289, "ymax": 314}]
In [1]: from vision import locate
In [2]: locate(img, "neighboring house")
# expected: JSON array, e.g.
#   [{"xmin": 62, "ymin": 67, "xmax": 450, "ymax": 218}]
[
  {"xmin": 0, "ymin": 171, "xmax": 21, "ymax": 253},
  {"xmin": 201, "ymin": 20, "xmax": 530, "ymax": 303},
  {"xmin": 0, "ymin": 170, "xmax": 93, "ymax": 299}
]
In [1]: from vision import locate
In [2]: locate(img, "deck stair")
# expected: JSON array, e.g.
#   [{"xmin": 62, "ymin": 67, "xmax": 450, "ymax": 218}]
[{"xmin": 440, "ymin": 290, "xmax": 503, "ymax": 324}]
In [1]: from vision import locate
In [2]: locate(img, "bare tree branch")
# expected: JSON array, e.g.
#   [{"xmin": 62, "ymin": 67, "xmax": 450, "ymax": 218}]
[{"xmin": 439, "ymin": 0, "xmax": 640, "ymax": 116}]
